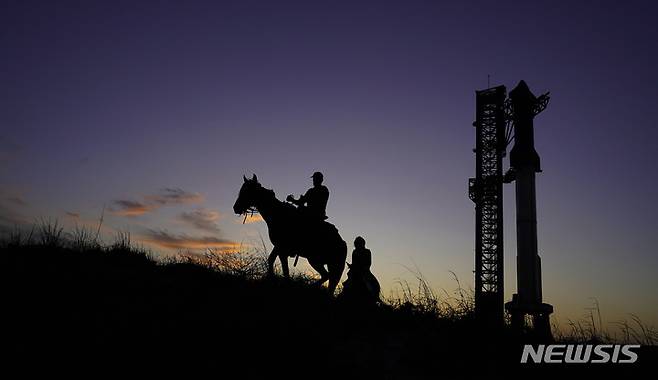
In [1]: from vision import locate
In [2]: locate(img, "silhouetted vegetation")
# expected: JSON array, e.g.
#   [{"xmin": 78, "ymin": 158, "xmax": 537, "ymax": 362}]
[{"xmin": 3, "ymin": 222, "xmax": 655, "ymax": 376}]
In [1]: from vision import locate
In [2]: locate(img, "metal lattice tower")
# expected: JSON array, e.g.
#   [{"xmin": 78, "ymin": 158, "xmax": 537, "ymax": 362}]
[{"xmin": 469, "ymin": 85, "xmax": 507, "ymax": 327}]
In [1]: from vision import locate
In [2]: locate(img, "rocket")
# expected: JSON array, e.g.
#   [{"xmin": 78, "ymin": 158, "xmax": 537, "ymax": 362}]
[
  {"xmin": 509, "ymin": 80, "xmax": 541, "ymax": 174},
  {"xmin": 505, "ymin": 80, "xmax": 553, "ymax": 337}
]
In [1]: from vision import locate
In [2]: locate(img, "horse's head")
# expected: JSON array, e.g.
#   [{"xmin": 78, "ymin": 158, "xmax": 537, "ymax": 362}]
[{"xmin": 233, "ymin": 174, "xmax": 262, "ymax": 215}]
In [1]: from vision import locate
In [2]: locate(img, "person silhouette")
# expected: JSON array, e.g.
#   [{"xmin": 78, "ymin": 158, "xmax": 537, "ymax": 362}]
[
  {"xmin": 286, "ymin": 171, "xmax": 329, "ymax": 221},
  {"xmin": 351, "ymin": 236, "xmax": 371, "ymax": 276},
  {"xmin": 340, "ymin": 236, "xmax": 380, "ymax": 304}
]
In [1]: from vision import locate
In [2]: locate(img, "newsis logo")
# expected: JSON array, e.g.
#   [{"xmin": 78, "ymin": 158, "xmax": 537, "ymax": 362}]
[{"xmin": 521, "ymin": 344, "xmax": 640, "ymax": 364}]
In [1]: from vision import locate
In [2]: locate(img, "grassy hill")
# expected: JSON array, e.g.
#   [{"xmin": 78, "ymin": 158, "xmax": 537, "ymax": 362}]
[{"xmin": 2, "ymin": 225, "xmax": 655, "ymax": 377}]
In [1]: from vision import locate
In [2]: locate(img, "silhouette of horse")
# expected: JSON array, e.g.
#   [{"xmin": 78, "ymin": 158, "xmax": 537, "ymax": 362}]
[{"xmin": 233, "ymin": 175, "xmax": 347, "ymax": 293}]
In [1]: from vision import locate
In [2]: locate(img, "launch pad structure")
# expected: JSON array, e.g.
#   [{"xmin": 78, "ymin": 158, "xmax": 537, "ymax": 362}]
[
  {"xmin": 469, "ymin": 86, "xmax": 506, "ymax": 328},
  {"xmin": 469, "ymin": 80, "xmax": 553, "ymax": 339}
]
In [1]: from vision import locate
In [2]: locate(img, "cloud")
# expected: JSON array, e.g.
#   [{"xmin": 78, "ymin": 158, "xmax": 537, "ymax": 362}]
[
  {"xmin": 65, "ymin": 212, "xmax": 80, "ymax": 218},
  {"xmin": 145, "ymin": 188, "xmax": 204, "ymax": 206},
  {"xmin": 0, "ymin": 190, "xmax": 29, "ymax": 227},
  {"xmin": 0, "ymin": 206, "xmax": 26, "ymax": 226},
  {"xmin": 179, "ymin": 208, "xmax": 221, "ymax": 233},
  {"xmin": 141, "ymin": 229, "xmax": 239, "ymax": 251},
  {"xmin": 110, "ymin": 188, "xmax": 204, "ymax": 217},
  {"xmin": 110, "ymin": 199, "xmax": 156, "ymax": 216},
  {"xmin": 5, "ymin": 196, "xmax": 27, "ymax": 206}
]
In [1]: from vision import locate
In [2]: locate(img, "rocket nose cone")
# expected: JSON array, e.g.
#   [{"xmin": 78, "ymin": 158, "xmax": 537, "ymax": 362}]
[{"xmin": 510, "ymin": 80, "xmax": 536, "ymax": 103}]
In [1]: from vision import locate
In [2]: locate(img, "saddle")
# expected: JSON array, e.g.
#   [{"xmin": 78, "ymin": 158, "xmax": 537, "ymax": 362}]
[{"xmin": 283, "ymin": 203, "xmax": 339, "ymax": 252}]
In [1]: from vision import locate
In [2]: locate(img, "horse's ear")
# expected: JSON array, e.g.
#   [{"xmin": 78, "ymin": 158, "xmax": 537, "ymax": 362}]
[
  {"xmin": 243, "ymin": 175, "xmax": 248, "ymax": 182},
  {"xmin": 252, "ymin": 174, "xmax": 258, "ymax": 182}
]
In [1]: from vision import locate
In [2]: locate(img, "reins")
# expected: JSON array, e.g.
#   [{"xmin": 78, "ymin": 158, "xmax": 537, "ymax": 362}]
[{"xmin": 242, "ymin": 207, "xmax": 259, "ymax": 224}]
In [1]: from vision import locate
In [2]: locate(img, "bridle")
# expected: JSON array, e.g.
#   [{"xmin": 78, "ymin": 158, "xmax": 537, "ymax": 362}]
[
  {"xmin": 239, "ymin": 182, "xmax": 261, "ymax": 224},
  {"xmin": 241, "ymin": 207, "xmax": 259, "ymax": 224}
]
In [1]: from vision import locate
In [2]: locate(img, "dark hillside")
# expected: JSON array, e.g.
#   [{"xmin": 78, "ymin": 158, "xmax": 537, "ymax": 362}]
[{"xmin": 3, "ymin": 235, "xmax": 654, "ymax": 377}]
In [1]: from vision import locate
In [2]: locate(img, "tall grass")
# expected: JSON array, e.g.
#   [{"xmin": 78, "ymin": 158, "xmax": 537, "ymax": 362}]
[
  {"xmin": 1, "ymin": 220, "xmax": 151, "ymax": 261},
  {"xmin": 67, "ymin": 225, "xmax": 99, "ymax": 251},
  {"xmin": 551, "ymin": 298, "xmax": 658, "ymax": 345},
  {"xmin": 37, "ymin": 218, "xmax": 64, "ymax": 246},
  {"xmin": 2, "ymin": 221, "xmax": 655, "ymax": 346},
  {"xmin": 5, "ymin": 224, "xmax": 35, "ymax": 247},
  {"xmin": 182, "ymin": 247, "xmax": 269, "ymax": 279},
  {"xmin": 385, "ymin": 268, "xmax": 474, "ymax": 321}
]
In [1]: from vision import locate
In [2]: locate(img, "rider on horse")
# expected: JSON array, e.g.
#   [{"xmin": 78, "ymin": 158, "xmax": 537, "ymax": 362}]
[
  {"xmin": 233, "ymin": 174, "xmax": 347, "ymax": 293},
  {"xmin": 286, "ymin": 171, "xmax": 329, "ymax": 221}
]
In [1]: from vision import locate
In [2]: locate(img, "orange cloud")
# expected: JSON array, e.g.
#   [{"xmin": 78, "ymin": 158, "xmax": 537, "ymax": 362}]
[
  {"xmin": 110, "ymin": 188, "xmax": 204, "ymax": 217},
  {"xmin": 110, "ymin": 200, "xmax": 156, "ymax": 216},
  {"xmin": 144, "ymin": 188, "xmax": 204, "ymax": 206},
  {"xmin": 141, "ymin": 229, "xmax": 239, "ymax": 251},
  {"xmin": 110, "ymin": 199, "xmax": 158, "ymax": 216}
]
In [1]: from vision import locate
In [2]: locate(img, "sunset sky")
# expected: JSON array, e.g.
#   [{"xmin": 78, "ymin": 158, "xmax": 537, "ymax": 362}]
[{"xmin": 2, "ymin": 0, "xmax": 657, "ymax": 332}]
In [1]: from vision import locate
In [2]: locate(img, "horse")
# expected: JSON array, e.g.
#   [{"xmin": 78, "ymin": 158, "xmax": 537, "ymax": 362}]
[{"xmin": 233, "ymin": 174, "xmax": 347, "ymax": 293}]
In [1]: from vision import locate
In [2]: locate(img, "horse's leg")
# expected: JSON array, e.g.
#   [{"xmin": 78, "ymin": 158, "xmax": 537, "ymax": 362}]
[
  {"xmin": 308, "ymin": 258, "xmax": 329, "ymax": 286},
  {"xmin": 267, "ymin": 246, "xmax": 279, "ymax": 277},
  {"xmin": 327, "ymin": 240, "xmax": 348, "ymax": 294},
  {"xmin": 327, "ymin": 269, "xmax": 341, "ymax": 294},
  {"xmin": 279, "ymin": 253, "xmax": 290, "ymax": 278}
]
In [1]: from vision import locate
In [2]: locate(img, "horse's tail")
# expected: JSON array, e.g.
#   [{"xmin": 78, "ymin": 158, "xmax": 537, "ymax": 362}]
[{"xmin": 327, "ymin": 238, "xmax": 347, "ymax": 294}]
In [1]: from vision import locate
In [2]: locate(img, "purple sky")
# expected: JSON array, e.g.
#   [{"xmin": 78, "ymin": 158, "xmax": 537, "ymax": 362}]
[{"xmin": 2, "ymin": 0, "xmax": 657, "ymax": 332}]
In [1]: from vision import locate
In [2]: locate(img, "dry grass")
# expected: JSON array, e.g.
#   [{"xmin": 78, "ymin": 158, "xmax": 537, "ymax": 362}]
[
  {"xmin": 385, "ymin": 268, "xmax": 474, "ymax": 321},
  {"xmin": 551, "ymin": 298, "xmax": 658, "ymax": 345},
  {"xmin": 2, "ymin": 220, "xmax": 655, "ymax": 346}
]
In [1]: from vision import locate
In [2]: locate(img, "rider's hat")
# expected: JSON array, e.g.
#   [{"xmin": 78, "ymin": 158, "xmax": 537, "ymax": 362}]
[{"xmin": 311, "ymin": 171, "xmax": 323, "ymax": 180}]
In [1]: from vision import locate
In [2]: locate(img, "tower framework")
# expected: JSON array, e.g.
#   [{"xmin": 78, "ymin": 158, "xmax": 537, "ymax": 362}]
[{"xmin": 469, "ymin": 86, "xmax": 507, "ymax": 327}]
